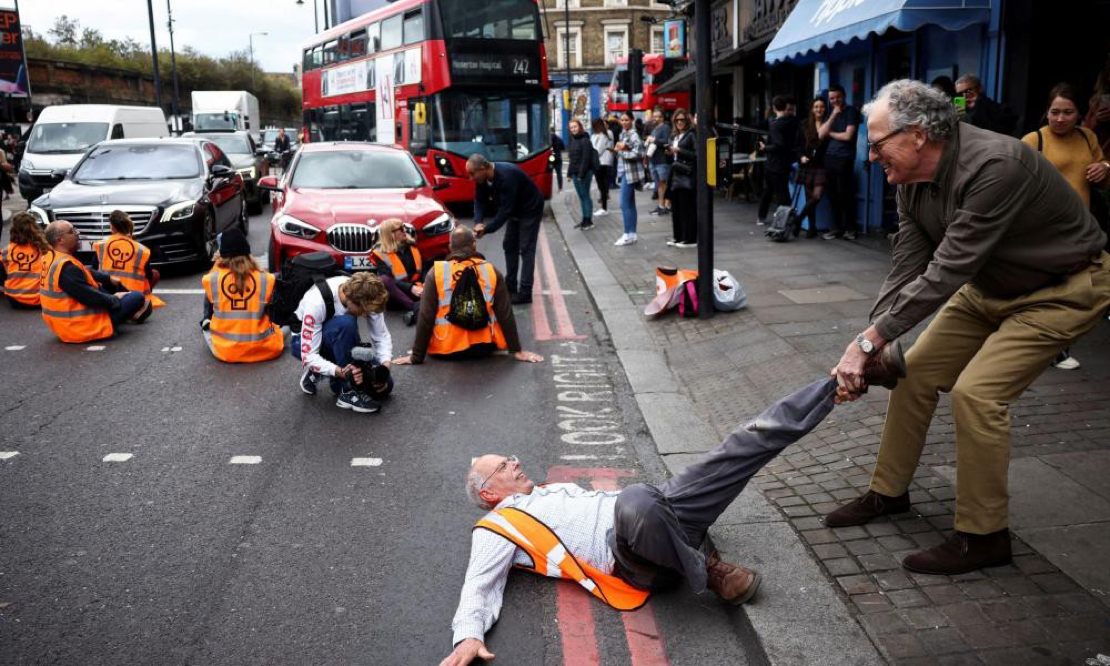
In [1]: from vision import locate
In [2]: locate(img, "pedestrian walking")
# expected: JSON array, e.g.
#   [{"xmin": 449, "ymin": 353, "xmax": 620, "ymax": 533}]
[
  {"xmin": 590, "ymin": 118, "xmax": 613, "ymax": 216},
  {"xmin": 467, "ymin": 155, "xmax": 546, "ymax": 304},
  {"xmin": 827, "ymin": 80, "xmax": 1110, "ymax": 575},
  {"xmin": 820, "ymin": 85, "xmax": 861, "ymax": 240},
  {"xmin": 566, "ymin": 119, "xmax": 598, "ymax": 230},
  {"xmin": 757, "ymin": 95, "xmax": 800, "ymax": 227},
  {"xmin": 666, "ymin": 108, "xmax": 697, "ymax": 247},
  {"xmin": 797, "ymin": 97, "xmax": 830, "ymax": 238},
  {"xmin": 614, "ymin": 111, "xmax": 645, "ymax": 247},
  {"xmin": 550, "ymin": 128, "xmax": 565, "ymax": 191},
  {"xmin": 646, "ymin": 108, "xmax": 673, "ymax": 216},
  {"xmin": 1021, "ymin": 82, "xmax": 1110, "ymax": 370}
]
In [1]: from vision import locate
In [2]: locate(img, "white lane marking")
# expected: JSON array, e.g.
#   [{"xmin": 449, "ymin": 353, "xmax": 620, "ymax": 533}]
[
  {"xmin": 559, "ymin": 454, "xmax": 626, "ymax": 461},
  {"xmin": 229, "ymin": 455, "xmax": 262, "ymax": 464},
  {"xmin": 103, "ymin": 453, "xmax": 133, "ymax": 462},
  {"xmin": 0, "ymin": 451, "xmax": 19, "ymax": 460},
  {"xmin": 351, "ymin": 457, "xmax": 383, "ymax": 467},
  {"xmin": 171, "ymin": 346, "xmax": 182, "ymax": 352},
  {"xmin": 87, "ymin": 345, "xmax": 106, "ymax": 352},
  {"xmin": 5, "ymin": 345, "xmax": 26, "ymax": 351},
  {"xmin": 153, "ymin": 288, "xmax": 205, "ymax": 294}
]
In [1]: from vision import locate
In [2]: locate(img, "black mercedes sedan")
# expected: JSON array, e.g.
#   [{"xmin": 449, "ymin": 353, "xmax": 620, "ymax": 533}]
[{"xmin": 28, "ymin": 138, "xmax": 247, "ymax": 267}]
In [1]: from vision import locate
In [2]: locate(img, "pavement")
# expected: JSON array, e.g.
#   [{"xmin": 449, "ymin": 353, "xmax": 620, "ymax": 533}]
[{"xmin": 551, "ymin": 175, "xmax": 1110, "ymax": 665}]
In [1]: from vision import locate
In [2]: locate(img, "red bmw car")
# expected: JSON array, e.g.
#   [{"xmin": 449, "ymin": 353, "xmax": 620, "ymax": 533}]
[{"xmin": 260, "ymin": 142, "xmax": 454, "ymax": 273}]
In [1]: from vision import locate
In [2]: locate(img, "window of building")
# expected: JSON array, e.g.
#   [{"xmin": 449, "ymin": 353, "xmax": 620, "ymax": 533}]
[
  {"xmin": 604, "ymin": 27, "xmax": 628, "ymax": 66},
  {"xmin": 403, "ymin": 9, "xmax": 424, "ymax": 45},
  {"xmin": 555, "ymin": 27, "xmax": 581, "ymax": 69},
  {"xmin": 651, "ymin": 26, "xmax": 664, "ymax": 54},
  {"xmin": 381, "ymin": 14, "xmax": 403, "ymax": 51}
]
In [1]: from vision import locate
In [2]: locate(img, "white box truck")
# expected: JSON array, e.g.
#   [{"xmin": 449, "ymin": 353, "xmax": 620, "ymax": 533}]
[
  {"xmin": 19, "ymin": 104, "xmax": 168, "ymax": 202},
  {"xmin": 191, "ymin": 91, "xmax": 261, "ymax": 142}
]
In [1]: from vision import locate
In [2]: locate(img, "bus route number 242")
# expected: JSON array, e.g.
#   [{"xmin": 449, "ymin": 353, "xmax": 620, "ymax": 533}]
[{"xmin": 512, "ymin": 58, "xmax": 531, "ymax": 75}]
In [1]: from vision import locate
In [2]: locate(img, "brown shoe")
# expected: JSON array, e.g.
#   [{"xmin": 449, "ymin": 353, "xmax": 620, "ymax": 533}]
[
  {"xmin": 902, "ymin": 529, "xmax": 1012, "ymax": 575},
  {"xmin": 706, "ymin": 551, "xmax": 761, "ymax": 605},
  {"xmin": 862, "ymin": 340, "xmax": 906, "ymax": 390},
  {"xmin": 824, "ymin": 489, "xmax": 911, "ymax": 528}
]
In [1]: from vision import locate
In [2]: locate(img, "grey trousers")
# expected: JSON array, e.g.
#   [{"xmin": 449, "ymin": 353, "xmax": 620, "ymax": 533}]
[{"xmin": 610, "ymin": 378, "xmax": 837, "ymax": 593}]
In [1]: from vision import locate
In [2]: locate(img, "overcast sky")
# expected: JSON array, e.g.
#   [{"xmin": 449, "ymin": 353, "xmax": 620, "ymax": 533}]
[{"xmin": 16, "ymin": 0, "xmax": 320, "ymax": 74}]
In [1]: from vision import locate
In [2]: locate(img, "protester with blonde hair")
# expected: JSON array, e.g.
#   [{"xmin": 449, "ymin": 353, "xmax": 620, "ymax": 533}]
[
  {"xmin": 201, "ymin": 228, "xmax": 283, "ymax": 363},
  {"xmin": 371, "ymin": 217, "xmax": 424, "ymax": 326}
]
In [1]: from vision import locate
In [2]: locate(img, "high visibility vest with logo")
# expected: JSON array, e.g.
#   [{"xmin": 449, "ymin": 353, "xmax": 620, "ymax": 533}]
[
  {"xmin": 40, "ymin": 253, "xmax": 115, "ymax": 343},
  {"xmin": 372, "ymin": 245, "xmax": 423, "ymax": 284},
  {"xmin": 429, "ymin": 258, "xmax": 507, "ymax": 356},
  {"xmin": 475, "ymin": 507, "xmax": 650, "ymax": 611},
  {"xmin": 93, "ymin": 235, "xmax": 165, "ymax": 308},
  {"xmin": 203, "ymin": 267, "xmax": 284, "ymax": 363},
  {"xmin": 1, "ymin": 242, "xmax": 49, "ymax": 306}
]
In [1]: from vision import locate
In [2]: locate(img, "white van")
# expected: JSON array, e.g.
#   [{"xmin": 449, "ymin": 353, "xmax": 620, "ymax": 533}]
[{"xmin": 19, "ymin": 105, "xmax": 168, "ymax": 202}]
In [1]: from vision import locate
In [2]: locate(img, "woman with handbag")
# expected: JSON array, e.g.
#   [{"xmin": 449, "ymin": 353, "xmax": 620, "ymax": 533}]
[
  {"xmin": 666, "ymin": 108, "xmax": 698, "ymax": 247},
  {"xmin": 613, "ymin": 111, "xmax": 645, "ymax": 246},
  {"xmin": 1021, "ymin": 82, "xmax": 1110, "ymax": 370}
]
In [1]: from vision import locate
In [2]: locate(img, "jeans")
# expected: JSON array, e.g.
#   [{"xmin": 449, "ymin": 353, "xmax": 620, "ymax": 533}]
[
  {"xmin": 572, "ymin": 170, "xmax": 594, "ymax": 222},
  {"xmin": 503, "ymin": 215, "xmax": 542, "ymax": 294},
  {"xmin": 619, "ymin": 176, "xmax": 638, "ymax": 235},
  {"xmin": 109, "ymin": 291, "xmax": 147, "ymax": 328},
  {"xmin": 292, "ymin": 314, "xmax": 361, "ymax": 394},
  {"xmin": 610, "ymin": 378, "xmax": 837, "ymax": 592}
]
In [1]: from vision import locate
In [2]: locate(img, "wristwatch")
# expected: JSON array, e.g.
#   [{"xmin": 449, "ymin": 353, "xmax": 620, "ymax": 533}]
[{"xmin": 855, "ymin": 334, "xmax": 877, "ymax": 355}]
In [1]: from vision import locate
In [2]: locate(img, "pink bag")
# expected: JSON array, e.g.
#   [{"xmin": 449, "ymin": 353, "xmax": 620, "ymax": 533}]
[{"xmin": 678, "ymin": 280, "xmax": 699, "ymax": 317}]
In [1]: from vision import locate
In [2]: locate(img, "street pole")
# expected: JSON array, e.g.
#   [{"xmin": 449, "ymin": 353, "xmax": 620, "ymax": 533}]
[
  {"xmin": 249, "ymin": 32, "xmax": 268, "ymax": 92},
  {"xmin": 694, "ymin": 0, "xmax": 714, "ymax": 319},
  {"xmin": 146, "ymin": 0, "xmax": 163, "ymax": 111},
  {"xmin": 564, "ymin": 0, "xmax": 571, "ymax": 140},
  {"xmin": 166, "ymin": 0, "xmax": 181, "ymax": 133}
]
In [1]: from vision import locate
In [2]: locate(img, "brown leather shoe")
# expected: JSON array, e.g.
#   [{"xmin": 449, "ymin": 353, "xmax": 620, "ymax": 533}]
[
  {"xmin": 706, "ymin": 551, "xmax": 761, "ymax": 605},
  {"xmin": 862, "ymin": 339, "xmax": 906, "ymax": 390},
  {"xmin": 902, "ymin": 529, "xmax": 1012, "ymax": 575},
  {"xmin": 824, "ymin": 489, "xmax": 911, "ymax": 527}
]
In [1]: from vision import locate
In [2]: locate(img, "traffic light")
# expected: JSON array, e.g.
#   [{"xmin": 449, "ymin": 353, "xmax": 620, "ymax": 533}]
[{"xmin": 629, "ymin": 48, "xmax": 643, "ymax": 98}]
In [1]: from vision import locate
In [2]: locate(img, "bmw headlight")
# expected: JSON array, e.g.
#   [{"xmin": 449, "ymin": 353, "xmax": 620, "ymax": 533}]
[
  {"xmin": 238, "ymin": 166, "xmax": 257, "ymax": 180},
  {"xmin": 161, "ymin": 200, "xmax": 198, "ymax": 223},
  {"xmin": 29, "ymin": 204, "xmax": 49, "ymax": 226},
  {"xmin": 422, "ymin": 212, "xmax": 455, "ymax": 236},
  {"xmin": 277, "ymin": 214, "xmax": 319, "ymax": 240}
]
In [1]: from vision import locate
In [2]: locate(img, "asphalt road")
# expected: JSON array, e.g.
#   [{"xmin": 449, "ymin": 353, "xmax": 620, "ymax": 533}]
[{"xmin": 0, "ymin": 202, "xmax": 762, "ymax": 666}]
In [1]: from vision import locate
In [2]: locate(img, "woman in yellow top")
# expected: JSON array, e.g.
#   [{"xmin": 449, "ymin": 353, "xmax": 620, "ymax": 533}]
[
  {"xmin": 1022, "ymin": 82, "xmax": 1110, "ymax": 370},
  {"xmin": 1, "ymin": 211, "xmax": 53, "ymax": 308}
]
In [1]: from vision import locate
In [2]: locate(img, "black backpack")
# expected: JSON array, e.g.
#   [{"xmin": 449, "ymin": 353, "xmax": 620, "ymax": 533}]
[
  {"xmin": 445, "ymin": 262, "xmax": 491, "ymax": 331},
  {"xmin": 766, "ymin": 185, "xmax": 803, "ymax": 242},
  {"xmin": 268, "ymin": 251, "xmax": 349, "ymax": 333}
]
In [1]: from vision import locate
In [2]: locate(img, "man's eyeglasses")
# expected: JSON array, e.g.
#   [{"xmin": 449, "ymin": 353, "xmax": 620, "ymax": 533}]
[
  {"xmin": 867, "ymin": 127, "xmax": 906, "ymax": 154},
  {"xmin": 479, "ymin": 455, "xmax": 518, "ymax": 490}
]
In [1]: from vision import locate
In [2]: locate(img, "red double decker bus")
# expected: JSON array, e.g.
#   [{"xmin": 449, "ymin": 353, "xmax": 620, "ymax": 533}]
[
  {"xmin": 606, "ymin": 53, "xmax": 690, "ymax": 117},
  {"xmin": 300, "ymin": 0, "xmax": 553, "ymax": 206}
]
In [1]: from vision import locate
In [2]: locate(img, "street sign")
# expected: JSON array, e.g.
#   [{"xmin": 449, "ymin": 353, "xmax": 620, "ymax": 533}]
[{"xmin": 0, "ymin": 8, "xmax": 29, "ymax": 98}]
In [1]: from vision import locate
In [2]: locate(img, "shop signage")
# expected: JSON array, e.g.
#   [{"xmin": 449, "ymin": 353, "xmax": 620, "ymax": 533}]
[
  {"xmin": 0, "ymin": 9, "xmax": 29, "ymax": 97},
  {"xmin": 664, "ymin": 19, "xmax": 686, "ymax": 58},
  {"xmin": 744, "ymin": 0, "xmax": 798, "ymax": 42},
  {"xmin": 711, "ymin": 0, "xmax": 734, "ymax": 58}
]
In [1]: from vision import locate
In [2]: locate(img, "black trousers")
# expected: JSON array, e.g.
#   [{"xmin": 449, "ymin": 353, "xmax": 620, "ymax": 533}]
[
  {"xmin": 503, "ymin": 215, "xmax": 542, "ymax": 295},
  {"xmin": 757, "ymin": 169, "xmax": 792, "ymax": 221},
  {"xmin": 610, "ymin": 378, "xmax": 837, "ymax": 592},
  {"xmin": 669, "ymin": 188, "xmax": 697, "ymax": 244},
  {"xmin": 824, "ymin": 162, "xmax": 857, "ymax": 234},
  {"xmin": 595, "ymin": 165, "xmax": 610, "ymax": 209}
]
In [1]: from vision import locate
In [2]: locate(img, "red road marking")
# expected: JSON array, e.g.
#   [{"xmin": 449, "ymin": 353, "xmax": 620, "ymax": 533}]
[
  {"xmin": 556, "ymin": 581, "xmax": 602, "ymax": 666},
  {"xmin": 622, "ymin": 606, "xmax": 673, "ymax": 666},
  {"xmin": 531, "ymin": 261, "xmax": 554, "ymax": 341},
  {"xmin": 536, "ymin": 227, "xmax": 586, "ymax": 341}
]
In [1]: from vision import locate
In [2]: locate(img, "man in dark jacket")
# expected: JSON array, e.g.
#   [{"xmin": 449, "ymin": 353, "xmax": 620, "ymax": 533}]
[
  {"xmin": 955, "ymin": 74, "xmax": 1017, "ymax": 136},
  {"xmin": 758, "ymin": 95, "xmax": 800, "ymax": 226},
  {"xmin": 468, "ymin": 154, "xmax": 546, "ymax": 305}
]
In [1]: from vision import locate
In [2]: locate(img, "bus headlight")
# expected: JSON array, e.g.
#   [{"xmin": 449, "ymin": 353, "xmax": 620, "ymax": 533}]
[
  {"xmin": 277, "ymin": 214, "xmax": 319, "ymax": 239},
  {"xmin": 434, "ymin": 154, "xmax": 456, "ymax": 177},
  {"xmin": 422, "ymin": 212, "xmax": 454, "ymax": 236}
]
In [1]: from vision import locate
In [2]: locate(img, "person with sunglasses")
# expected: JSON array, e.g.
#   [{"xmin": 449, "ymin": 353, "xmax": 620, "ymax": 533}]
[{"xmin": 371, "ymin": 218, "xmax": 425, "ymax": 326}]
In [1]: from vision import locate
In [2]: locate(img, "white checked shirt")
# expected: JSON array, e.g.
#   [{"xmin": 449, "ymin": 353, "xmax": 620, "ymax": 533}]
[{"xmin": 450, "ymin": 483, "xmax": 621, "ymax": 646}]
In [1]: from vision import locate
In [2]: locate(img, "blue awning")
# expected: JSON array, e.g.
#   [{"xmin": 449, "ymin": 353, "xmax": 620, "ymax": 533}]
[{"xmin": 766, "ymin": 0, "xmax": 991, "ymax": 64}]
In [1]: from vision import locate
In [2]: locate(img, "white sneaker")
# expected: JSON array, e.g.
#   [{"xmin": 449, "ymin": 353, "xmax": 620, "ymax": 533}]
[
  {"xmin": 595, "ymin": 208, "xmax": 608, "ymax": 216},
  {"xmin": 676, "ymin": 241, "xmax": 698, "ymax": 248},
  {"xmin": 1054, "ymin": 354, "xmax": 1080, "ymax": 370},
  {"xmin": 614, "ymin": 234, "xmax": 632, "ymax": 246},
  {"xmin": 628, "ymin": 233, "xmax": 638, "ymax": 244},
  {"xmin": 666, "ymin": 238, "xmax": 678, "ymax": 246}
]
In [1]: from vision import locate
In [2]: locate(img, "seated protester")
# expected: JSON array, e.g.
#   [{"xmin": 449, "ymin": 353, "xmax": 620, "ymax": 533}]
[
  {"xmin": 1, "ymin": 211, "xmax": 53, "ymax": 309},
  {"xmin": 292, "ymin": 271, "xmax": 394, "ymax": 414},
  {"xmin": 39, "ymin": 220, "xmax": 149, "ymax": 343},
  {"xmin": 201, "ymin": 228, "xmax": 284, "ymax": 363},
  {"xmin": 393, "ymin": 226, "xmax": 543, "ymax": 366},
  {"xmin": 371, "ymin": 218, "xmax": 424, "ymax": 326},
  {"xmin": 93, "ymin": 210, "xmax": 164, "ymax": 311}
]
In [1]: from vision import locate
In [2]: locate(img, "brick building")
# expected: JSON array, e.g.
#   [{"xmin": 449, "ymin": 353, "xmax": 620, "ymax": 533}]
[{"xmin": 540, "ymin": 0, "xmax": 674, "ymax": 137}]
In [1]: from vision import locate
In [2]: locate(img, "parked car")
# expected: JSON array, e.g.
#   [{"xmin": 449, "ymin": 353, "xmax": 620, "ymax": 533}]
[
  {"xmin": 185, "ymin": 130, "xmax": 269, "ymax": 215},
  {"xmin": 28, "ymin": 138, "xmax": 247, "ymax": 267},
  {"xmin": 262, "ymin": 142, "xmax": 454, "ymax": 274},
  {"xmin": 19, "ymin": 104, "xmax": 168, "ymax": 202}
]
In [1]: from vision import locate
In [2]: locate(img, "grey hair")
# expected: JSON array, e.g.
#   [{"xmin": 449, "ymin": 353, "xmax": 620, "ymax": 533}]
[
  {"xmin": 955, "ymin": 74, "xmax": 981, "ymax": 91},
  {"xmin": 863, "ymin": 79, "xmax": 956, "ymax": 143},
  {"xmin": 465, "ymin": 467, "xmax": 493, "ymax": 510},
  {"xmin": 466, "ymin": 153, "xmax": 492, "ymax": 171},
  {"xmin": 44, "ymin": 220, "xmax": 69, "ymax": 247}
]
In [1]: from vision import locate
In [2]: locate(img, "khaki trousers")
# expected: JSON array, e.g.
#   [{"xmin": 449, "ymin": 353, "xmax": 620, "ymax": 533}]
[{"xmin": 870, "ymin": 253, "xmax": 1110, "ymax": 534}]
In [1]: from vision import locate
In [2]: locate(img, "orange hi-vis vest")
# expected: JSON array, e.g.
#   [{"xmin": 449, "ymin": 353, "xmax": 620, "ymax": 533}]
[
  {"xmin": 93, "ymin": 235, "xmax": 165, "ymax": 308},
  {"xmin": 1, "ymin": 242, "xmax": 49, "ymax": 306},
  {"xmin": 40, "ymin": 252, "xmax": 115, "ymax": 343},
  {"xmin": 428, "ymin": 258, "xmax": 507, "ymax": 355},
  {"xmin": 372, "ymin": 245, "xmax": 423, "ymax": 284},
  {"xmin": 475, "ymin": 507, "xmax": 650, "ymax": 611},
  {"xmin": 203, "ymin": 267, "xmax": 284, "ymax": 363}
]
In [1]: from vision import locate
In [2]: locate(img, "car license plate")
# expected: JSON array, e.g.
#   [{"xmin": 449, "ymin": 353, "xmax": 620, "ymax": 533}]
[
  {"xmin": 344, "ymin": 255, "xmax": 374, "ymax": 271},
  {"xmin": 78, "ymin": 240, "xmax": 94, "ymax": 253}
]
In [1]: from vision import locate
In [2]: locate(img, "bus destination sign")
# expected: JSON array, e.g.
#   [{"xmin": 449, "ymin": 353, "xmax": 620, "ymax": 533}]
[{"xmin": 450, "ymin": 52, "xmax": 540, "ymax": 85}]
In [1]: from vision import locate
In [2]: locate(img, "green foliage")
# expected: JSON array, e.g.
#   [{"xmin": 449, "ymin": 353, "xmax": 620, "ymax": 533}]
[{"xmin": 26, "ymin": 15, "xmax": 302, "ymax": 122}]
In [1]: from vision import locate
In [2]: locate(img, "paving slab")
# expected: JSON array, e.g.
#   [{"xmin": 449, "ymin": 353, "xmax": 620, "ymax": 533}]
[
  {"xmin": 1040, "ymin": 450, "xmax": 1110, "ymax": 502},
  {"xmin": 1020, "ymin": 523, "xmax": 1110, "ymax": 608},
  {"xmin": 779, "ymin": 286, "xmax": 870, "ymax": 304}
]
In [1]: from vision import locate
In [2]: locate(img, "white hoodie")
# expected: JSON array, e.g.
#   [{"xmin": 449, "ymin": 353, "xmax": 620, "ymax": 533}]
[{"xmin": 295, "ymin": 276, "xmax": 392, "ymax": 377}]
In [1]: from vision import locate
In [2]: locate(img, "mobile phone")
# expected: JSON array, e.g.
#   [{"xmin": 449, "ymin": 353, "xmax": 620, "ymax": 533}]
[{"xmin": 953, "ymin": 96, "xmax": 966, "ymax": 110}]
